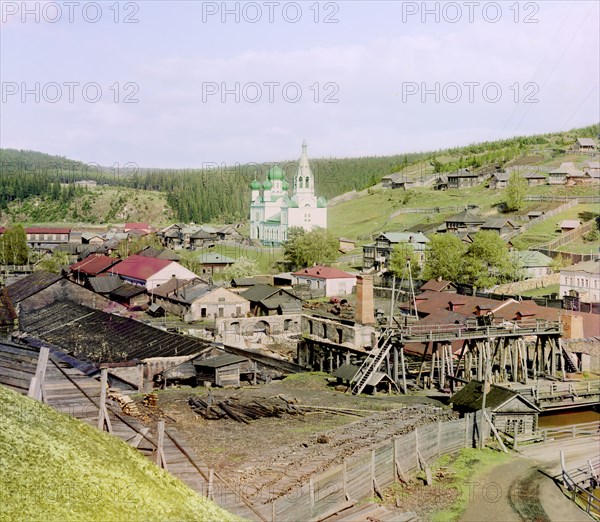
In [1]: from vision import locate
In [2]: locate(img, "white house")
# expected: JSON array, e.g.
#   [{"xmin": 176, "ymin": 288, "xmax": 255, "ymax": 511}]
[
  {"xmin": 109, "ymin": 255, "xmax": 199, "ymax": 290},
  {"xmin": 292, "ymin": 266, "xmax": 357, "ymax": 296},
  {"xmin": 249, "ymin": 141, "xmax": 327, "ymax": 246},
  {"xmin": 560, "ymin": 259, "xmax": 600, "ymax": 303}
]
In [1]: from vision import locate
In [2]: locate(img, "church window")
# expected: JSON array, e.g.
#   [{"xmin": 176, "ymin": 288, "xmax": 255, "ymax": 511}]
[
  {"xmin": 298, "ymin": 177, "xmax": 303, "ymax": 188},
  {"xmin": 305, "ymin": 176, "xmax": 310, "ymax": 188}
]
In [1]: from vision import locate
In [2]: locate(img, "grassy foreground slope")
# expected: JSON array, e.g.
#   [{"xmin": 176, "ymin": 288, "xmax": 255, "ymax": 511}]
[{"xmin": 0, "ymin": 385, "xmax": 237, "ymax": 522}]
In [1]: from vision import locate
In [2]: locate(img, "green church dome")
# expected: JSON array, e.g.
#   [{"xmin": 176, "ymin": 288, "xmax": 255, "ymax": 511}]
[
  {"xmin": 250, "ymin": 179, "xmax": 261, "ymax": 190},
  {"xmin": 289, "ymin": 195, "xmax": 299, "ymax": 208},
  {"xmin": 267, "ymin": 166, "xmax": 285, "ymax": 181},
  {"xmin": 262, "ymin": 179, "xmax": 273, "ymax": 190},
  {"xmin": 282, "ymin": 179, "xmax": 290, "ymax": 190}
]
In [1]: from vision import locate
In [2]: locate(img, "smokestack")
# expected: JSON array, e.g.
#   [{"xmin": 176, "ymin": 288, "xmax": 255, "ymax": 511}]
[{"xmin": 355, "ymin": 275, "xmax": 375, "ymax": 325}]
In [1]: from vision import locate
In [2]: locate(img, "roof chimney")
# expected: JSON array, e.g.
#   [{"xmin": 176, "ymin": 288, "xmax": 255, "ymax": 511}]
[{"xmin": 355, "ymin": 274, "xmax": 375, "ymax": 325}]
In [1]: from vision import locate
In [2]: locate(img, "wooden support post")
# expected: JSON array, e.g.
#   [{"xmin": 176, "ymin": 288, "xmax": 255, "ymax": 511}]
[
  {"xmin": 393, "ymin": 347, "xmax": 399, "ymax": 385},
  {"xmin": 465, "ymin": 413, "xmax": 470, "ymax": 447},
  {"xmin": 440, "ymin": 345, "xmax": 446, "ymax": 389},
  {"xmin": 416, "ymin": 342, "xmax": 430, "ymax": 386},
  {"xmin": 343, "ymin": 460, "xmax": 350, "ymax": 500},
  {"xmin": 437, "ymin": 420, "xmax": 442, "ymax": 456},
  {"xmin": 400, "ymin": 348, "xmax": 407, "ymax": 395},
  {"xmin": 156, "ymin": 419, "xmax": 167, "ymax": 470},
  {"xmin": 429, "ymin": 348, "xmax": 436, "ymax": 390},
  {"xmin": 393, "ymin": 437, "xmax": 407, "ymax": 483},
  {"xmin": 97, "ymin": 368, "xmax": 113, "ymax": 433},
  {"xmin": 208, "ymin": 468, "xmax": 215, "ymax": 500},
  {"xmin": 309, "ymin": 478, "xmax": 315, "ymax": 509},
  {"xmin": 477, "ymin": 342, "xmax": 483, "ymax": 381},
  {"xmin": 28, "ymin": 346, "xmax": 49, "ymax": 402}
]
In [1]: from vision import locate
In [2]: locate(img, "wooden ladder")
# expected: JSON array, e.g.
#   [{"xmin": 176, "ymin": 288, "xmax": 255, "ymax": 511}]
[{"xmin": 351, "ymin": 329, "xmax": 394, "ymax": 395}]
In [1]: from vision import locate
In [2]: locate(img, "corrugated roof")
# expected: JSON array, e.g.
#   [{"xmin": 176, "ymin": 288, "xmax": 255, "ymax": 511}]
[
  {"xmin": 70, "ymin": 254, "xmax": 119, "ymax": 276},
  {"xmin": 241, "ymin": 284, "xmax": 299, "ymax": 303},
  {"xmin": 560, "ymin": 259, "xmax": 600, "ymax": 274},
  {"xmin": 88, "ymin": 275, "xmax": 124, "ymax": 294},
  {"xmin": 109, "ymin": 255, "xmax": 173, "ymax": 281},
  {"xmin": 110, "ymin": 283, "xmax": 147, "ymax": 299}
]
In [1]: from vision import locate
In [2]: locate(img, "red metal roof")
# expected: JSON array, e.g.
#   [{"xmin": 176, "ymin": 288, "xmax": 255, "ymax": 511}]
[
  {"xmin": 124, "ymin": 222, "xmax": 150, "ymax": 230},
  {"xmin": 69, "ymin": 255, "xmax": 119, "ymax": 276},
  {"xmin": 26, "ymin": 227, "xmax": 71, "ymax": 234},
  {"xmin": 109, "ymin": 255, "xmax": 172, "ymax": 281},
  {"xmin": 292, "ymin": 265, "xmax": 356, "ymax": 280}
]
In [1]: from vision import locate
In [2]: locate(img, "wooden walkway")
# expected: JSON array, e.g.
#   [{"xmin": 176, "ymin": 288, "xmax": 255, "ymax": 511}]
[{"xmin": 0, "ymin": 340, "xmax": 268, "ymax": 521}]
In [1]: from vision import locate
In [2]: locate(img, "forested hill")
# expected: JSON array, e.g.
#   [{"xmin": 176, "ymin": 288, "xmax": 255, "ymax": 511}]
[{"xmin": 1, "ymin": 123, "xmax": 598, "ymax": 224}]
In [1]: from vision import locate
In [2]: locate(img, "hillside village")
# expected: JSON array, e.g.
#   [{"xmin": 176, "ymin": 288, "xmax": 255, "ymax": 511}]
[{"xmin": 1, "ymin": 131, "xmax": 599, "ymax": 521}]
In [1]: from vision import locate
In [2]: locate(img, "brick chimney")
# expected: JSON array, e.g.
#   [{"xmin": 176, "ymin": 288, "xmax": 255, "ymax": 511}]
[
  {"xmin": 561, "ymin": 314, "xmax": 584, "ymax": 339},
  {"xmin": 355, "ymin": 275, "xmax": 375, "ymax": 325}
]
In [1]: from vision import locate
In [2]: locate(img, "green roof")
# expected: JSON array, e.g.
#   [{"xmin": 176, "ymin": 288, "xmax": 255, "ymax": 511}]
[
  {"xmin": 513, "ymin": 250, "xmax": 553, "ymax": 268},
  {"xmin": 267, "ymin": 165, "xmax": 285, "ymax": 181},
  {"xmin": 317, "ymin": 196, "xmax": 327, "ymax": 208},
  {"xmin": 262, "ymin": 179, "xmax": 273, "ymax": 190},
  {"xmin": 282, "ymin": 179, "xmax": 290, "ymax": 190},
  {"xmin": 250, "ymin": 179, "xmax": 261, "ymax": 190}
]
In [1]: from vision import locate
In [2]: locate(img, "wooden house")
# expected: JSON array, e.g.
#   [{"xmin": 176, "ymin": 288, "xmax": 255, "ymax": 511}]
[
  {"xmin": 573, "ymin": 138, "xmax": 596, "ymax": 152},
  {"xmin": 240, "ymin": 284, "xmax": 302, "ymax": 316},
  {"xmin": 489, "ymin": 172, "xmax": 510, "ymax": 189},
  {"xmin": 480, "ymin": 218, "xmax": 519, "ymax": 237},
  {"xmin": 450, "ymin": 380, "xmax": 540, "ymax": 435},
  {"xmin": 381, "ymin": 173, "xmax": 415, "ymax": 190},
  {"xmin": 523, "ymin": 172, "xmax": 546, "ymax": 186},
  {"xmin": 194, "ymin": 354, "xmax": 251, "ymax": 388},
  {"xmin": 443, "ymin": 210, "xmax": 486, "ymax": 234},
  {"xmin": 447, "ymin": 169, "xmax": 480, "ymax": 189},
  {"xmin": 196, "ymin": 253, "xmax": 235, "ymax": 277},
  {"xmin": 419, "ymin": 279, "xmax": 458, "ymax": 293},
  {"xmin": 548, "ymin": 162, "xmax": 583, "ymax": 185},
  {"xmin": 333, "ymin": 363, "xmax": 396, "ymax": 394},
  {"xmin": 559, "ymin": 219, "xmax": 581, "ymax": 233},
  {"xmin": 338, "ymin": 237, "xmax": 357, "ymax": 253}
]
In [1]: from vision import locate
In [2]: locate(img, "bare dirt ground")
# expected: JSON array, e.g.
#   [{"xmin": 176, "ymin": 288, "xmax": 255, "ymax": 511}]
[{"xmin": 133, "ymin": 373, "xmax": 449, "ymax": 504}]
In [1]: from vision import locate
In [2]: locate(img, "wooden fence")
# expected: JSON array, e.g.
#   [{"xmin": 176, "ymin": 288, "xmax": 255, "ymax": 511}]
[
  {"xmin": 511, "ymin": 421, "xmax": 600, "ymax": 450},
  {"xmin": 269, "ymin": 412, "xmax": 484, "ymax": 521},
  {"xmin": 561, "ymin": 452, "xmax": 600, "ymax": 517},
  {"xmin": 525, "ymin": 195, "xmax": 600, "ymax": 203},
  {"xmin": 536, "ymin": 218, "xmax": 598, "ymax": 251}
]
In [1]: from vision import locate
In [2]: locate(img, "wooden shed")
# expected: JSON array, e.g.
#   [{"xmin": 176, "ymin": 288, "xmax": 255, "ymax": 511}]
[
  {"xmin": 194, "ymin": 354, "xmax": 250, "ymax": 388},
  {"xmin": 450, "ymin": 381, "xmax": 540, "ymax": 435}
]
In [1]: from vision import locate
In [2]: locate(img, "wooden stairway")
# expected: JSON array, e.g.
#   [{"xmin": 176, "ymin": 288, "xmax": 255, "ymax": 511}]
[{"xmin": 350, "ymin": 329, "xmax": 394, "ymax": 395}]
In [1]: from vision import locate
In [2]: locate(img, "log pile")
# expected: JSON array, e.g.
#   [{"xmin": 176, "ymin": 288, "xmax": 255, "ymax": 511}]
[
  {"xmin": 108, "ymin": 391, "xmax": 141, "ymax": 417},
  {"xmin": 188, "ymin": 394, "xmax": 374, "ymax": 423},
  {"xmin": 143, "ymin": 393, "xmax": 158, "ymax": 408},
  {"xmin": 188, "ymin": 394, "xmax": 305, "ymax": 423}
]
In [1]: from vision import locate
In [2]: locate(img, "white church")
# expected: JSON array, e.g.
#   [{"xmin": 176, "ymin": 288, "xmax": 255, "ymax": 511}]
[{"xmin": 249, "ymin": 141, "xmax": 327, "ymax": 245}]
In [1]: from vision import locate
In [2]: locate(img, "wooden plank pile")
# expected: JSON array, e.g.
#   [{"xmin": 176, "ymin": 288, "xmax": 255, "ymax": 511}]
[{"xmin": 188, "ymin": 394, "xmax": 304, "ymax": 423}]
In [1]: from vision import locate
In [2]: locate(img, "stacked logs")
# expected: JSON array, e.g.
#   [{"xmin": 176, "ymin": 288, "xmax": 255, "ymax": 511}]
[
  {"xmin": 108, "ymin": 392, "xmax": 141, "ymax": 417},
  {"xmin": 188, "ymin": 395, "xmax": 304, "ymax": 424}
]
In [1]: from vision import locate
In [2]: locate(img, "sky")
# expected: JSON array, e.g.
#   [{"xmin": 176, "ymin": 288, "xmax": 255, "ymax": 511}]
[{"xmin": 1, "ymin": 0, "xmax": 599, "ymax": 168}]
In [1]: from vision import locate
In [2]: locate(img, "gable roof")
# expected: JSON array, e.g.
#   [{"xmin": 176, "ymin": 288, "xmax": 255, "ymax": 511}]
[
  {"xmin": 5, "ymin": 271, "xmax": 63, "ymax": 303},
  {"xmin": 513, "ymin": 250, "xmax": 553, "ymax": 267},
  {"xmin": 69, "ymin": 255, "xmax": 119, "ymax": 276},
  {"xmin": 194, "ymin": 354, "xmax": 248, "ymax": 368},
  {"xmin": 559, "ymin": 219, "xmax": 581, "ymax": 229},
  {"xmin": 377, "ymin": 232, "xmax": 430, "ymax": 244},
  {"xmin": 549, "ymin": 162, "xmax": 584, "ymax": 176},
  {"xmin": 88, "ymin": 275, "xmax": 124, "ymax": 294},
  {"xmin": 292, "ymin": 265, "xmax": 356, "ymax": 279},
  {"xmin": 25, "ymin": 227, "xmax": 71, "ymax": 235},
  {"xmin": 576, "ymin": 138, "xmax": 596, "ymax": 147},
  {"xmin": 445, "ymin": 210, "xmax": 486, "ymax": 225},
  {"xmin": 420, "ymin": 279, "xmax": 457, "ymax": 292},
  {"xmin": 523, "ymin": 171, "xmax": 546, "ymax": 179},
  {"xmin": 451, "ymin": 380, "xmax": 540, "ymax": 412},
  {"xmin": 123, "ymin": 222, "xmax": 150, "ymax": 230},
  {"xmin": 197, "ymin": 253, "xmax": 235, "ymax": 265},
  {"xmin": 560, "ymin": 259, "xmax": 600, "ymax": 275},
  {"xmin": 108, "ymin": 255, "xmax": 173, "ymax": 281},
  {"xmin": 240, "ymin": 284, "xmax": 299, "ymax": 303},
  {"xmin": 490, "ymin": 172, "xmax": 510, "ymax": 182},
  {"xmin": 480, "ymin": 218, "xmax": 518, "ymax": 230},
  {"xmin": 448, "ymin": 168, "xmax": 477, "ymax": 178}
]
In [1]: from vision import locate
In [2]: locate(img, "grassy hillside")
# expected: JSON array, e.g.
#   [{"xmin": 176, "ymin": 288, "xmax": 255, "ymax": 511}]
[
  {"xmin": 0, "ymin": 385, "xmax": 237, "ymax": 522},
  {"xmin": 1, "ymin": 185, "xmax": 174, "ymax": 226},
  {"xmin": 329, "ymin": 151, "xmax": 600, "ymax": 241}
]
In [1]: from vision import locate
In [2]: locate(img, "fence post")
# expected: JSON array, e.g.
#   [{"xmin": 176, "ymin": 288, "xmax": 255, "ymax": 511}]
[
  {"xmin": 415, "ymin": 428, "xmax": 420, "ymax": 469},
  {"xmin": 437, "ymin": 421, "xmax": 442, "ymax": 456},
  {"xmin": 465, "ymin": 414, "xmax": 470, "ymax": 448}
]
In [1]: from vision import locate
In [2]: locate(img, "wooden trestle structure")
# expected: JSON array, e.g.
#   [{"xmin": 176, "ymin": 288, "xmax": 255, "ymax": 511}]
[{"xmin": 302, "ymin": 320, "xmax": 567, "ymax": 394}]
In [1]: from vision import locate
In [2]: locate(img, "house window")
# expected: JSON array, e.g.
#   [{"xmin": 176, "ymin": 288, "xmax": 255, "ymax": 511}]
[
  {"xmin": 236, "ymin": 306, "xmax": 242, "ymax": 316},
  {"xmin": 201, "ymin": 307, "xmax": 207, "ymax": 318},
  {"xmin": 218, "ymin": 307, "xmax": 224, "ymax": 317}
]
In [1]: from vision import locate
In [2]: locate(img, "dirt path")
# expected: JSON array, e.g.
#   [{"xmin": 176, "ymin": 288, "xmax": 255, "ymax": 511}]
[{"xmin": 461, "ymin": 451, "xmax": 594, "ymax": 522}]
